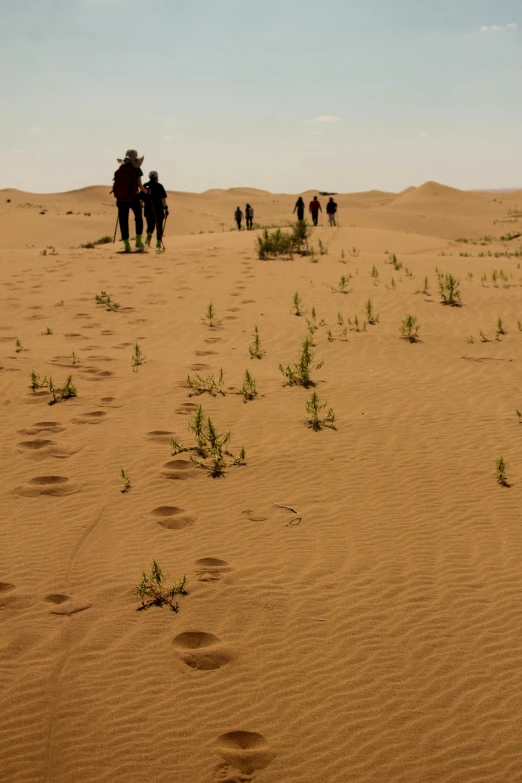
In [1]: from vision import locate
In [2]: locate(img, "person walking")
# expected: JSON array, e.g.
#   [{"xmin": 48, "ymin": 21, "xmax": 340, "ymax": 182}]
[
  {"xmin": 293, "ymin": 196, "xmax": 305, "ymax": 222},
  {"xmin": 112, "ymin": 149, "xmax": 148, "ymax": 253},
  {"xmin": 143, "ymin": 170, "xmax": 168, "ymax": 250},
  {"xmin": 245, "ymin": 203, "xmax": 254, "ymax": 230},
  {"xmin": 326, "ymin": 196, "xmax": 338, "ymax": 227},
  {"xmin": 234, "ymin": 206, "xmax": 244, "ymax": 230},
  {"xmin": 309, "ymin": 195, "xmax": 322, "ymax": 226}
]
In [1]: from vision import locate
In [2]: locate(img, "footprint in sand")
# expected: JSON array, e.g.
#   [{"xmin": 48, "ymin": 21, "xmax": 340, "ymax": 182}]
[
  {"xmin": 25, "ymin": 390, "xmax": 52, "ymax": 405},
  {"xmin": 162, "ymin": 459, "xmax": 197, "ymax": 480},
  {"xmin": 175, "ymin": 402, "xmax": 199, "ymax": 415},
  {"xmin": 17, "ymin": 439, "xmax": 67, "ymax": 459},
  {"xmin": 146, "ymin": 430, "xmax": 174, "ymax": 443},
  {"xmin": 96, "ymin": 396, "xmax": 123, "ymax": 408},
  {"xmin": 18, "ymin": 421, "xmax": 66, "ymax": 436},
  {"xmin": 213, "ymin": 732, "xmax": 274, "ymax": 779},
  {"xmin": 14, "ymin": 475, "xmax": 80, "ymax": 497},
  {"xmin": 195, "ymin": 351, "xmax": 218, "ymax": 357},
  {"xmin": 72, "ymin": 411, "xmax": 108, "ymax": 424},
  {"xmin": 195, "ymin": 558, "xmax": 232, "ymax": 582},
  {"xmin": 242, "ymin": 510, "xmax": 267, "ymax": 522},
  {"xmin": 204, "ymin": 338, "xmax": 222, "ymax": 344},
  {"xmin": 190, "ymin": 363, "xmax": 211, "ymax": 371},
  {"xmin": 241, "ymin": 300, "xmax": 256, "ymax": 305},
  {"xmin": 151, "ymin": 506, "xmax": 195, "ymax": 530},
  {"xmin": 80, "ymin": 368, "xmax": 114, "ymax": 381},
  {"xmin": 172, "ymin": 632, "xmax": 235, "ymax": 671},
  {"xmin": 44, "ymin": 594, "xmax": 92, "ymax": 615}
]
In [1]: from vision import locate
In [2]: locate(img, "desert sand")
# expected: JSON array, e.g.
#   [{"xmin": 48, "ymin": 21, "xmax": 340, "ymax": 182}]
[{"xmin": 1, "ymin": 181, "xmax": 522, "ymax": 783}]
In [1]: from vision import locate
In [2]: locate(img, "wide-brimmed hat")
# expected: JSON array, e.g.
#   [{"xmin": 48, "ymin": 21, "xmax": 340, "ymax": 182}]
[{"xmin": 117, "ymin": 149, "xmax": 144, "ymax": 168}]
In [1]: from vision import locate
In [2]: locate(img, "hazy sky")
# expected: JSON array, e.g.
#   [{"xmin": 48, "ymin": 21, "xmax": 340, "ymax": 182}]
[{"xmin": 1, "ymin": 0, "xmax": 521, "ymax": 193}]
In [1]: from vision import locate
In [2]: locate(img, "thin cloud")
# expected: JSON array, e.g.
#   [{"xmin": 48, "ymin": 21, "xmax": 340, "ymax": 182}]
[
  {"xmin": 307, "ymin": 115, "xmax": 342, "ymax": 124},
  {"xmin": 30, "ymin": 126, "xmax": 42, "ymax": 133},
  {"xmin": 480, "ymin": 22, "xmax": 518, "ymax": 32}
]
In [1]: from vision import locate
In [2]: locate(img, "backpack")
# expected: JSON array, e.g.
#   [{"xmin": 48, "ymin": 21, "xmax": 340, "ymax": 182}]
[
  {"xmin": 246, "ymin": 206, "xmax": 254, "ymax": 217},
  {"xmin": 112, "ymin": 164, "xmax": 138, "ymax": 202}
]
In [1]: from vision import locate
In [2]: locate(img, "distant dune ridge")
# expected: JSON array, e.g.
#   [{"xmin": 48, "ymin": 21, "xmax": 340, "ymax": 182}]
[{"xmin": 1, "ymin": 180, "xmax": 522, "ymax": 783}]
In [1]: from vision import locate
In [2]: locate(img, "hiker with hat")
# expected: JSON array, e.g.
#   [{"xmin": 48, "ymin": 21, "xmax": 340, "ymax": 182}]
[
  {"xmin": 143, "ymin": 170, "xmax": 168, "ymax": 250},
  {"xmin": 112, "ymin": 150, "xmax": 148, "ymax": 253}
]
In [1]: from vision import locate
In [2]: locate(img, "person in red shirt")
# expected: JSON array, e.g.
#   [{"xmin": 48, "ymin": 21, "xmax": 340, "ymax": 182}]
[{"xmin": 309, "ymin": 196, "xmax": 322, "ymax": 226}]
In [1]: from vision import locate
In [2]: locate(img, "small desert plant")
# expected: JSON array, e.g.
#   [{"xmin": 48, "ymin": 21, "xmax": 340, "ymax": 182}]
[
  {"xmin": 318, "ymin": 239, "xmax": 327, "ymax": 256},
  {"xmin": 337, "ymin": 312, "xmax": 344, "ymax": 326},
  {"xmin": 95, "ymin": 291, "xmax": 119, "ymax": 311},
  {"xmin": 327, "ymin": 329, "xmax": 334, "ymax": 342},
  {"xmin": 516, "ymin": 409, "xmax": 522, "ymax": 423},
  {"xmin": 29, "ymin": 371, "xmax": 48, "ymax": 392},
  {"xmin": 371, "ymin": 265, "xmax": 379, "ymax": 279},
  {"xmin": 121, "ymin": 468, "xmax": 131, "ymax": 492},
  {"xmin": 348, "ymin": 247, "xmax": 360, "ymax": 258},
  {"xmin": 172, "ymin": 405, "xmax": 245, "ymax": 476},
  {"xmin": 279, "ymin": 336, "xmax": 323, "ymax": 388},
  {"xmin": 15, "ymin": 339, "xmax": 26, "ymax": 353},
  {"xmin": 496, "ymin": 318, "xmax": 506, "ymax": 340},
  {"xmin": 240, "ymin": 369, "xmax": 257, "ymax": 401},
  {"xmin": 293, "ymin": 292, "xmax": 304, "ymax": 316},
  {"xmin": 496, "ymin": 456, "xmax": 509, "ymax": 486},
  {"xmin": 305, "ymin": 391, "xmax": 336, "ymax": 431},
  {"xmin": 132, "ymin": 342, "xmax": 145, "ymax": 372},
  {"xmin": 365, "ymin": 299, "xmax": 379, "ymax": 325},
  {"xmin": 186, "ymin": 368, "xmax": 225, "ymax": 397},
  {"xmin": 201, "ymin": 302, "xmax": 218, "ymax": 327},
  {"xmin": 479, "ymin": 331, "xmax": 489, "ymax": 343},
  {"xmin": 388, "ymin": 253, "xmax": 402, "ymax": 270},
  {"xmin": 467, "ymin": 335, "xmax": 475, "ymax": 344},
  {"xmin": 400, "ymin": 315, "xmax": 420, "ymax": 342},
  {"xmin": 49, "ymin": 375, "xmax": 77, "ymax": 405},
  {"xmin": 136, "ymin": 561, "xmax": 188, "ymax": 612},
  {"xmin": 256, "ymin": 227, "xmax": 294, "ymax": 259},
  {"xmin": 332, "ymin": 275, "xmax": 351, "ymax": 294},
  {"xmin": 248, "ymin": 325, "xmax": 265, "ymax": 359},
  {"xmin": 416, "ymin": 276, "xmax": 430, "ymax": 295},
  {"xmin": 518, "ymin": 321, "xmax": 522, "ymax": 332},
  {"xmin": 438, "ymin": 273, "xmax": 462, "ymax": 306},
  {"xmin": 71, "ymin": 351, "xmax": 80, "ymax": 365},
  {"xmin": 55, "ymin": 300, "xmax": 65, "ymax": 307},
  {"xmin": 40, "ymin": 246, "xmax": 58, "ymax": 256},
  {"xmin": 42, "ymin": 327, "xmax": 53, "ymax": 335}
]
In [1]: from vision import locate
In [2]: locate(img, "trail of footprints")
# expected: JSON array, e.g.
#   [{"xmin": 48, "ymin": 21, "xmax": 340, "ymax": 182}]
[{"xmin": 4, "ymin": 263, "xmax": 273, "ymax": 781}]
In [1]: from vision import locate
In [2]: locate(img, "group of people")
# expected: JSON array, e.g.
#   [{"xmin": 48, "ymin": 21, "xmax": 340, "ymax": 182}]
[
  {"xmin": 112, "ymin": 149, "xmax": 169, "ymax": 253},
  {"xmin": 235, "ymin": 195, "xmax": 339, "ymax": 231},
  {"xmin": 293, "ymin": 195, "xmax": 338, "ymax": 226},
  {"xmin": 113, "ymin": 150, "xmax": 340, "ymax": 251},
  {"xmin": 234, "ymin": 204, "xmax": 255, "ymax": 230}
]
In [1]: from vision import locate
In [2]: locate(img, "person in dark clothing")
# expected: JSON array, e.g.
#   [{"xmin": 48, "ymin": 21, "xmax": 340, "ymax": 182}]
[
  {"xmin": 245, "ymin": 203, "xmax": 254, "ymax": 230},
  {"xmin": 326, "ymin": 197, "xmax": 338, "ymax": 227},
  {"xmin": 293, "ymin": 196, "xmax": 305, "ymax": 222},
  {"xmin": 143, "ymin": 170, "xmax": 168, "ymax": 250},
  {"xmin": 235, "ymin": 206, "xmax": 244, "ymax": 230},
  {"xmin": 114, "ymin": 149, "xmax": 148, "ymax": 253},
  {"xmin": 309, "ymin": 195, "xmax": 322, "ymax": 226}
]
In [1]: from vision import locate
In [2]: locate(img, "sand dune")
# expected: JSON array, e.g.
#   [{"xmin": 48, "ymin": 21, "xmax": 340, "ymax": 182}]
[{"xmin": 1, "ymin": 183, "xmax": 522, "ymax": 783}]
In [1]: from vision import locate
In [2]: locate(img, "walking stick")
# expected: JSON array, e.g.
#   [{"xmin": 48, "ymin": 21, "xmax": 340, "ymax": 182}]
[{"xmin": 113, "ymin": 213, "xmax": 119, "ymax": 243}]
